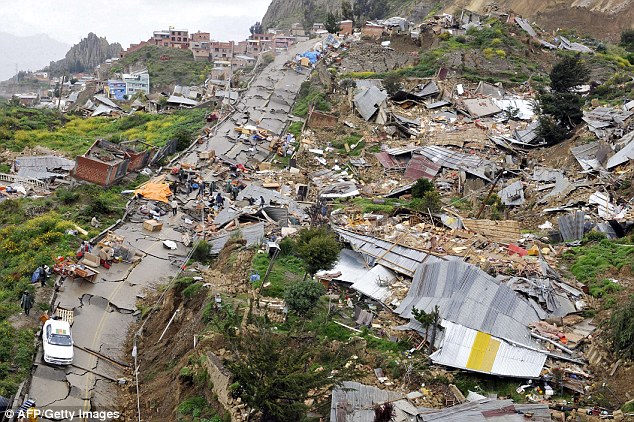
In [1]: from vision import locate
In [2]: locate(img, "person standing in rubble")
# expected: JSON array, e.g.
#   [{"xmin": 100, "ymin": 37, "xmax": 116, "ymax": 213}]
[
  {"xmin": 259, "ymin": 196, "xmax": 266, "ymax": 208},
  {"xmin": 216, "ymin": 192, "xmax": 225, "ymax": 208},
  {"xmin": 171, "ymin": 199, "xmax": 178, "ymax": 217},
  {"xmin": 21, "ymin": 291, "xmax": 33, "ymax": 316}
]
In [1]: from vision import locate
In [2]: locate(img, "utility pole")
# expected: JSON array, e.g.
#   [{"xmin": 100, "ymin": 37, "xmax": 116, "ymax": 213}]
[
  {"xmin": 57, "ymin": 74, "xmax": 65, "ymax": 111},
  {"xmin": 475, "ymin": 170, "xmax": 506, "ymax": 219}
]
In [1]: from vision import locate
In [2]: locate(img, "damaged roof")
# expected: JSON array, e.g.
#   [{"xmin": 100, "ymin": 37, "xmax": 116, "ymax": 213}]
[
  {"xmin": 209, "ymin": 222, "xmax": 264, "ymax": 255},
  {"xmin": 497, "ymin": 180, "xmax": 525, "ymax": 206},
  {"xmin": 331, "ymin": 381, "xmax": 416, "ymax": 422},
  {"xmin": 335, "ymin": 228, "xmax": 446, "ymax": 277},
  {"xmin": 353, "ymin": 85, "xmax": 388, "ymax": 121},
  {"xmin": 429, "ymin": 320, "xmax": 547, "ymax": 378},
  {"xmin": 418, "ymin": 396, "xmax": 551, "ymax": 421},
  {"xmin": 404, "ymin": 154, "xmax": 441, "ymax": 181},
  {"xmin": 396, "ymin": 260, "xmax": 541, "ymax": 348}
]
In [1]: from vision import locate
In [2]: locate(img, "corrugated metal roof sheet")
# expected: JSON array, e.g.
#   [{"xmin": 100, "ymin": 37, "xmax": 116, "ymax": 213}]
[
  {"xmin": 15, "ymin": 155, "xmax": 75, "ymax": 172},
  {"xmin": 429, "ymin": 320, "xmax": 547, "ymax": 378},
  {"xmin": 353, "ymin": 86, "xmax": 388, "ymax": 121},
  {"xmin": 607, "ymin": 135, "xmax": 634, "ymax": 169},
  {"xmin": 419, "ymin": 396, "xmax": 550, "ymax": 421},
  {"xmin": 396, "ymin": 260, "xmax": 540, "ymax": 348},
  {"xmin": 335, "ymin": 228, "xmax": 445, "ymax": 277},
  {"xmin": 416, "ymin": 146, "xmax": 493, "ymax": 181},
  {"xmin": 209, "ymin": 222, "xmax": 264, "ymax": 255},
  {"xmin": 237, "ymin": 184, "xmax": 306, "ymax": 217},
  {"xmin": 558, "ymin": 211, "xmax": 585, "ymax": 241},
  {"xmin": 351, "ymin": 265, "xmax": 397, "ymax": 304},
  {"xmin": 570, "ymin": 141, "xmax": 610, "ymax": 171},
  {"xmin": 404, "ymin": 155, "xmax": 441, "ymax": 181},
  {"xmin": 330, "ymin": 381, "xmax": 411, "ymax": 422},
  {"xmin": 497, "ymin": 180, "xmax": 524, "ymax": 206},
  {"xmin": 94, "ymin": 95, "xmax": 120, "ymax": 109},
  {"xmin": 463, "ymin": 98, "xmax": 501, "ymax": 118}
]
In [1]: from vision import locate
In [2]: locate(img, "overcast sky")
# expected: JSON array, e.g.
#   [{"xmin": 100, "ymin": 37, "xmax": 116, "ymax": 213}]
[{"xmin": 1, "ymin": 0, "xmax": 271, "ymax": 47}]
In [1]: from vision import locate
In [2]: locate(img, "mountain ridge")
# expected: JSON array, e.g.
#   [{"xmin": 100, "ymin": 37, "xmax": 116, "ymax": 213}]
[{"xmin": 45, "ymin": 32, "xmax": 122, "ymax": 76}]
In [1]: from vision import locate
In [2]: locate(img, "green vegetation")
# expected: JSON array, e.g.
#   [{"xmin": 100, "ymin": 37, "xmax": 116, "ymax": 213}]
[
  {"xmin": 453, "ymin": 373, "xmax": 527, "ymax": 403},
  {"xmin": 291, "ymin": 227, "xmax": 342, "ymax": 276},
  {"xmin": 409, "ymin": 178, "xmax": 442, "ymax": 213},
  {"xmin": 608, "ymin": 296, "xmax": 634, "ymax": 359},
  {"xmin": 284, "ymin": 281, "xmax": 326, "ymax": 316},
  {"xmin": 251, "ymin": 254, "xmax": 305, "ymax": 298},
  {"xmin": 0, "ymin": 105, "xmax": 207, "ymax": 157},
  {"xmin": 177, "ymin": 396, "xmax": 224, "ymax": 422},
  {"xmin": 0, "ymin": 179, "xmax": 136, "ymax": 396},
  {"xmin": 563, "ymin": 240, "xmax": 634, "ymax": 297},
  {"xmin": 115, "ymin": 45, "xmax": 212, "ymax": 89},
  {"xmin": 293, "ymin": 81, "xmax": 331, "ymax": 117},
  {"xmin": 0, "ymin": 322, "xmax": 36, "ymax": 397},
  {"xmin": 287, "ymin": 121, "xmax": 303, "ymax": 139},
  {"xmin": 226, "ymin": 327, "xmax": 359, "ymax": 422},
  {"xmin": 536, "ymin": 55, "xmax": 589, "ymax": 144}
]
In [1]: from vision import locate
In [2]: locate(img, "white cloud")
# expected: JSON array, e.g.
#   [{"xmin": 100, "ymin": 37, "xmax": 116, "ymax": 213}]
[{"xmin": 0, "ymin": 0, "xmax": 271, "ymax": 46}]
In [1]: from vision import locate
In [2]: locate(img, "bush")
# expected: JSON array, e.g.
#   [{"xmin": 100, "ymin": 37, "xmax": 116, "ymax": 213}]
[
  {"xmin": 192, "ymin": 240, "xmax": 211, "ymax": 262},
  {"xmin": 608, "ymin": 296, "xmax": 634, "ymax": 359},
  {"xmin": 55, "ymin": 188, "xmax": 80, "ymax": 204},
  {"xmin": 295, "ymin": 228, "xmax": 341, "ymax": 276},
  {"xmin": 284, "ymin": 281, "xmax": 326, "ymax": 316},
  {"xmin": 411, "ymin": 178, "xmax": 435, "ymax": 198},
  {"xmin": 409, "ymin": 191, "xmax": 442, "ymax": 213},
  {"xmin": 182, "ymin": 283, "xmax": 203, "ymax": 298}
]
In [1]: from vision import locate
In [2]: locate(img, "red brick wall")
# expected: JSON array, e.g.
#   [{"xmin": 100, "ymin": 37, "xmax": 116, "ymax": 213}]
[
  {"xmin": 307, "ymin": 110, "xmax": 338, "ymax": 128},
  {"xmin": 127, "ymin": 150, "xmax": 151, "ymax": 172},
  {"xmin": 362, "ymin": 25, "xmax": 384, "ymax": 38},
  {"xmin": 73, "ymin": 156, "xmax": 112, "ymax": 186},
  {"xmin": 339, "ymin": 21, "xmax": 353, "ymax": 36}
]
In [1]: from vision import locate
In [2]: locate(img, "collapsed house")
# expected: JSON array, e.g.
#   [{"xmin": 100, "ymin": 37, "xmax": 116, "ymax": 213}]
[{"xmin": 73, "ymin": 139, "xmax": 158, "ymax": 186}]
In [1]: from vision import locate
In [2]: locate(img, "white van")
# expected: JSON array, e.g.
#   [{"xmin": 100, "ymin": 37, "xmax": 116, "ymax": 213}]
[{"xmin": 42, "ymin": 319, "xmax": 74, "ymax": 365}]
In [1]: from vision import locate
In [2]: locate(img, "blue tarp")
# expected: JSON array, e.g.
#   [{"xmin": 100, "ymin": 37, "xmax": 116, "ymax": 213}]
[
  {"xmin": 31, "ymin": 267, "xmax": 42, "ymax": 283},
  {"xmin": 301, "ymin": 51, "xmax": 319, "ymax": 64}
]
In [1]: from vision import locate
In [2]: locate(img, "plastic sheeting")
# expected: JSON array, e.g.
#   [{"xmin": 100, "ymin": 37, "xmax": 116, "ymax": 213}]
[{"xmin": 134, "ymin": 182, "xmax": 173, "ymax": 203}]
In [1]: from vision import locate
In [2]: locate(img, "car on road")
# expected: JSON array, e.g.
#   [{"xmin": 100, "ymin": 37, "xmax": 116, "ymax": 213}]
[{"xmin": 42, "ymin": 318, "xmax": 74, "ymax": 365}]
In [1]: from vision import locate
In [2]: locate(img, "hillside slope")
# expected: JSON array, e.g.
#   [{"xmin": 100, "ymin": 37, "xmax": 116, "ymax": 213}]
[{"xmin": 262, "ymin": 0, "xmax": 634, "ymax": 42}]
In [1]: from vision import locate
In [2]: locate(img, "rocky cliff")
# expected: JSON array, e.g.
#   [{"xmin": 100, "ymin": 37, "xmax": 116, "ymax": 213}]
[
  {"xmin": 46, "ymin": 33, "xmax": 122, "ymax": 75},
  {"xmin": 262, "ymin": 0, "xmax": 634, "ymax": 42}
]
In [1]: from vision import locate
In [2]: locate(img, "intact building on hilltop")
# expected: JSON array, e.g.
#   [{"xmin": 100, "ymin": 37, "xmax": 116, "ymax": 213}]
[{"xmin": 123, "ymin": 70, "xmax": 150, "ymax": 96}]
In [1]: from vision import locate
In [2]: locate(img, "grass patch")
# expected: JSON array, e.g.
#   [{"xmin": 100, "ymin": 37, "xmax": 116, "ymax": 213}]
[
  {"xmin": 287, "ymin": 121, "xmax": 303, "ymax": 138},
  {"xmin": 563, "ymin": 240, "xmax": 634, "ymax": 297},
  {"xmin": 293, "ymin": 81, "xmax": 331, "ymax": 117},
  {"xmin": 1, "ymin": 105, "xmax": 207, "ymax": 157},
  {"xmin": 251, "ymin": 253, "xmax": 305, "ymax": 298}
]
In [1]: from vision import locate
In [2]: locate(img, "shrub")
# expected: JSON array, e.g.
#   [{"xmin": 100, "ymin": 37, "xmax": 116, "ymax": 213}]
[
  {"xmin": 608, "ymin": 296, "xmax": 634, "ymax": 359},
  {"xmin": 192, "ymin": 240, "xmax": 211, "ymax": 262},
  {"xmin": 411, "ymin": 178, "xmax": 434, "ymax": 198},
  {"xmin": 284, "ymin": 281, "xmax": 326, "ymax": 316}
]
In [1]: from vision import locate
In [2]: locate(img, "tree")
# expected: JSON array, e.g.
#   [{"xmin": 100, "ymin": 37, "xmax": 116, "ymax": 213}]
[
  {"xmin": 341, "ymin": 1, "xmax": 354, "ymax": 21},
  {"xmin": 295, "ymin": 227, "xmax": 341, "ymax": 277},
  {"xmin": 549, "ymin": 55, "xmax": 589, "ymax": 93},
  {"xmin": 411, "ymin": 178, "xmax": 434, "ymax": 198},
  {"xmin": 382, "ymin": 73, "xmax": 403, "ymax": 96},
  {"xmin": 324, "ymin": 12, "xmax": 341, "ymax": 34},
  {"xmin": 620, "ymin": 29, "xmax": 634, "ymax": 53},
  {"xmin": 227, "ymin": 328, "xmax": 357, "ymax": 421},
  {"xmin": 609, "ymin": 296, "xmax": 634, "ymax": 359},
  {"xmin": 250, "ymin": 21, "xmax": 263, "ymax": 35},
  {"xmin": 412, "ymin": 305, "xmax": 440, "ymax": 355},
  {"xmin": 536, "ymin": 55, "xmax": 589, "ymax": 145},
  {"xmin": 284, "ymin": 281, "xmax": 326, "ymax": 316}
]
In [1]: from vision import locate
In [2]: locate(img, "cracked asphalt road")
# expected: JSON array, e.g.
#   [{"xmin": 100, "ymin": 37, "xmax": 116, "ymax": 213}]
[{"xmin": 26, "ymin": 38, "xmax": 318, "ymax": 421}]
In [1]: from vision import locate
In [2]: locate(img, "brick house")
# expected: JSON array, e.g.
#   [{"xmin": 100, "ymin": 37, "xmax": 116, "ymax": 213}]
[
  {"xmin": 362, "ymin": 23, "xmax": 384, "ymax": 38},
  {"xmin": 169, "ymin": 29, "xmax": 189, "ymax": 49},
  {"xmin": 73, "ymin": 140, "xmax": 155, "ymax": 187},
  {"xmin": 339, "ymin": 20, "xmax": 353, "ymax": 36}
]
